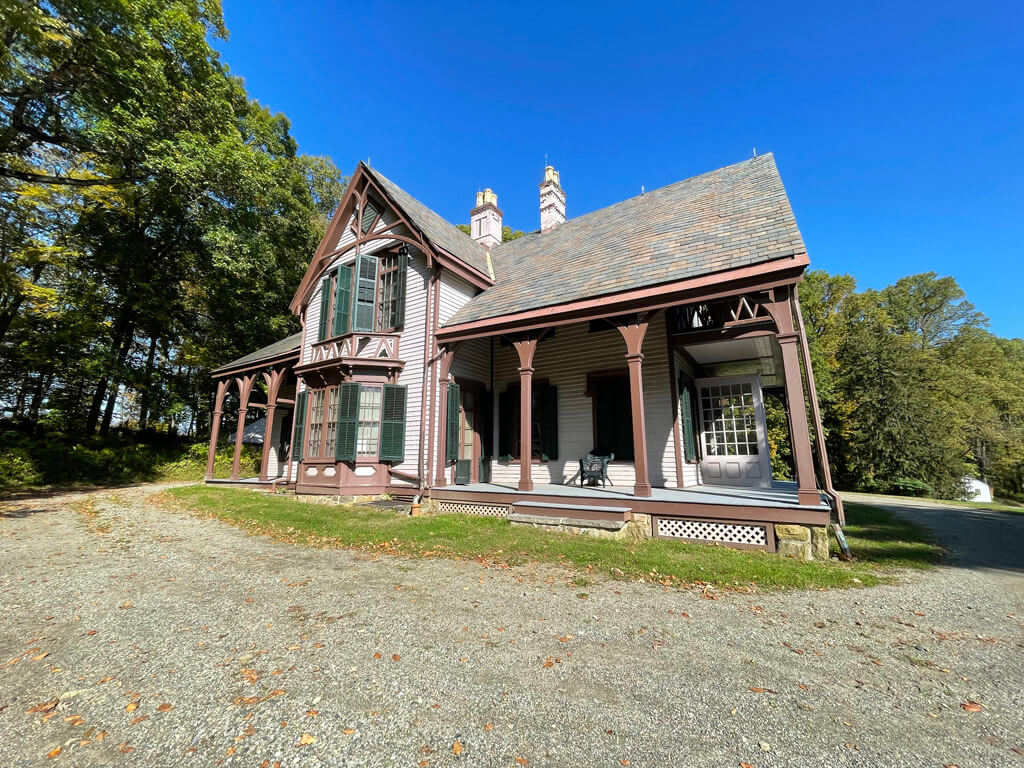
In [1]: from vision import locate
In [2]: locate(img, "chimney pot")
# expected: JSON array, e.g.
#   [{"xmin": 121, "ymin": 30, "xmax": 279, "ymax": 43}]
[{"xmin": 539, "ymin": 165, "xmax": 566, "ymax": 232}]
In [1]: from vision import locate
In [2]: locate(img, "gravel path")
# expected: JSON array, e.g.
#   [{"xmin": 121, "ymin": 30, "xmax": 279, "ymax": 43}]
[{"xmin": 1, "ymin": 486, "xmax": 1021, "ymax": 767}]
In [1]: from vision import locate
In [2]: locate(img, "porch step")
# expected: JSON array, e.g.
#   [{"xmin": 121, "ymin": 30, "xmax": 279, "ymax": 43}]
[
  {"xmin": 511, "ymin": 500, "xmax": 632, "ymax": 523},
  {"xmin": 509, "ymin": 512, "xmax": 628, "ymax": 532}
]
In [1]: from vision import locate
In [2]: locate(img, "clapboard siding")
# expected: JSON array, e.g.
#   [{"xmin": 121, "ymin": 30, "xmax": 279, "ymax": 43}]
[
  {"xmin": 489, "ymin": 312, "xmax": 678, "ymax": 488},
  {"xmin": 391, "ymin": 252, "xmax": 431, "ymax": 479},
  {"xmin": 451, "ymin": 337, "xmax": 490, "ymax": 385},
  {"xmin": 437, "ymin": 271, "xmax": 477, "ymax": 325}
]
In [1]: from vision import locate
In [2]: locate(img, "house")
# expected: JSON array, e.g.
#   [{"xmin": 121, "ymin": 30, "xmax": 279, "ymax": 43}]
[{"xmin": 205, "ymin": 154, "xmax": 842, "ymax": 559}]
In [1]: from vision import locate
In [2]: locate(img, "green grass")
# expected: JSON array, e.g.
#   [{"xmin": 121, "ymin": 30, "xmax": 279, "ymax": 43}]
[
  {"xmin": 838, "ymin": 503, "xmax": 944, "ymax": 570},
  {"xmin": 845, "ymin": 490, "xmax": 1024, "ymax": 515},
  {"xmin": 157, "ymin": 486, "xmax": 944, "ymax": 591}
]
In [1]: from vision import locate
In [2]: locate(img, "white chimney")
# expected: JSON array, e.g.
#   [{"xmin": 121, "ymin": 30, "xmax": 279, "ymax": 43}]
[
  {"xmin": 539, "ymin": 165, "xmax": 566, "ymax": 232},
  {"xmin": 470, "ymin": 188, "xmax": 502, "ymax": 249}
]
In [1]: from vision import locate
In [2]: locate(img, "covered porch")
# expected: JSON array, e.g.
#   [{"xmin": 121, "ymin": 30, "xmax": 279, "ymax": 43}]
[{"xmin": 429, "ymin": 260, "xmax": 843, "ymax": 553}]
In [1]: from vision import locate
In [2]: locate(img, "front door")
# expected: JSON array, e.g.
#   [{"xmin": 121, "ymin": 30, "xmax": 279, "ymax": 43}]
[
  {"xmin": 455, "ymin": 388, "xmax": 480, "ymax": 484},
  {"xmin": 695, "ymin": 375, "xmax": 771, "ymax": 487}
]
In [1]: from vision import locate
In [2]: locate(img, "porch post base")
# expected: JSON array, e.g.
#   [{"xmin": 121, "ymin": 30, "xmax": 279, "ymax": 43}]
[
  {"xmin": 797, "ymin": 489, "xmax": 821, "ymax": 507},
  {"xmin": 518, "ymin": 478, "xmax": 534, "ymax": 492},
  {"xmin": 632, "ymin": 482, "xmax": 652, "ymax": 498}
]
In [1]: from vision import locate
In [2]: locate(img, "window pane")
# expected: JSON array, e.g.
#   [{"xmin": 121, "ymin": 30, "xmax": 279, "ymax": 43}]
[
  {"xmin": 357, "ymin": 385, "xmax": 383, "ymax": 458},
  {"xmin": 307, "ymin": 390, "xmax": 325, "ymax": 457},
  {"xmin": 324, "ymin": 388, "xmax": 340, "ymax": 457}
]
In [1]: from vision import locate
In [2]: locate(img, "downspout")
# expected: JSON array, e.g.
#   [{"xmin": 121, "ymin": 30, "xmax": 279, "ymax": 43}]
[
  {"xmin": 791, "ymin": 285, "xmax": 845, "ymax": 527},
  {"xmin": 286, "ymin": 312, "xmax": 307, "ymax": 489}
]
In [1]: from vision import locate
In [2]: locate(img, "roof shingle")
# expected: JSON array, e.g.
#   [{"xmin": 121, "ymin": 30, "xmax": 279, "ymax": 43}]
[
  {"xmin": 211, "ymin": 332, "xmax": 302, "ymax": 375},
  {"xmin": 444, "ymin": 154, "xmax": 805, "ymax": 326}
]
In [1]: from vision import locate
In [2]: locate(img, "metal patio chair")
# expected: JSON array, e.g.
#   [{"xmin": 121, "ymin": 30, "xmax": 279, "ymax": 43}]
[{"xmin": 579, "ymin": 452, "xmax": 614, "ymax": 487}]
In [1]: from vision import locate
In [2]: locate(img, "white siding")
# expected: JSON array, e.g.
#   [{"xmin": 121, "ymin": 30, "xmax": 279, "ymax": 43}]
[
  {"xmin": 489, "ymin": 312, "xmax": 678, "ymax": 488},
  {"xmin": 437, "ymin": 272, "xmax": 477, "ymax": 324},
  {"xmin": 391, "ymin": 253, "xmax": 432, "ymax": 479},
  {"xmin": 451, "ymin": 337, "xmax": 490, "ymax": 385}
]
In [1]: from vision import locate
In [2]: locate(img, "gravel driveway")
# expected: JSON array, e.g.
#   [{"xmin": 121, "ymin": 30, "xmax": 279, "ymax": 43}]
[{"xmin": 1, "ymin": 486, "xmax": 1021, "ymax": 767}]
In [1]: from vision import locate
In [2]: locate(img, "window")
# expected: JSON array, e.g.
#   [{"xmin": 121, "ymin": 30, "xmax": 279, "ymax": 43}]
[
  {"xmin": 376, "ymin": 252, "xmax": 403, "ymax": 331},
  {"xmin": 700, "ymin": 382, "xmax": 759, "ymax": 456},
  {"xmin": 590, "ymin": 372, "xmax": 633, "ymax": 460},
  {"xmin": 497, "ymin": 383, "xmax": 557, "ymax": 461},
  {"xmin": 323, "ymin": 388, "xmax": 340, "ymax": 457},
  {"xmin": 356, "ymin": 385, "xmax": 383, "ymax": 458},
  {"xmin": 306, "ymin": 389, "xmax": 325, "ymax": 457}
]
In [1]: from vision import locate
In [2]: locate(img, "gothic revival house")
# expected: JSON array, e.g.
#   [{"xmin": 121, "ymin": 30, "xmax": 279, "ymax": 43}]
[{"xmin": 206, "ymin": 155, "xmax": 842, "ymax": 557}]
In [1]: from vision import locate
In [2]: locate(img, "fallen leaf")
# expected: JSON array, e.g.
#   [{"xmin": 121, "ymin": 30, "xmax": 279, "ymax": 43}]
[
  {"xmin": 392, "ymin": 654, "xmax": 401, "ymax": 661},
  {"xmin": 619, "ymin": 760, "xmax": 631, "ymax": 766},
  {"xmin": 226, "ymin": 747, "xmax": 236, "ymax": 756},
  {"xmin": 484, "ymin": 723, "xmax": 493, "ymax": 731},
  {"xmin": 157, "ymin": 703, "xmax": 173, "ymax": 712},
  {"xmin": 64, "ymin": 715, "xmax": 85, "ymax": 726},
  {"xmin": 129, "ymin": 715, "xmax": 149, "ymax": 725},
  {"xmin": 797, "ymin": 684, "xmax": 808, "ymax": 691},
  {"xmin": 516, "ymin": 758, "xmax": 528, "ymax": 765},
  {"xmin": 961, "ymin": 701, "xmax": 983, "ymax": 713},
  {"xmin": 125, "ymin": 701, "xmax": 138, "ymax": 713},
  {"xmin": 748, "ymin": 686, "xmax": 779, "ymax": 694},
  {"xmin": 306, "ymin": 709, "xmax": 319, "ymax": 717},
  {"xmin": 343, "ymin": 728, "xmax": 355, "ymax": 735},
  {"xmin": 27, "ymin": 699, "xmax": 58, "ymax": 714},
  {"xmin": 33, "ymin": 652, "xmax": 50, "ymax": 661},
  {"xmin": 373, "ymin": 652, "xmax": 383, "ymax": 659},
  {"xmin": 47, "ymin": 747, "xmax": 62, "ymax": 759},
  {"xmin": 96, "ymin": 731, "xmax": 108, "ymax": 741},
  {"xmin": 452, "ymin": 740, "xmax": 463, "ymax": 755},
  {"xmin": 298, "ymin": 733, "xmax": 316, "ymax": 746},
  {"xmin": 740, "ymin": 763, "xmax": 754, "ymax": 768}
]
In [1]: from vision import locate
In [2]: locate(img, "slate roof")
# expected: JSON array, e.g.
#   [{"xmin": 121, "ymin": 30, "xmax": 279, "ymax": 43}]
[
  {"xmin": 362, "ymin": 164, "xmax": 491, "ymax": 278},
  {"xmin": 211, "ymin": 332, "xmax": 302, "ymax": 375},
  {"xmin": 444, "ymin": 154, "xmax": 805, "ymax": 326}
]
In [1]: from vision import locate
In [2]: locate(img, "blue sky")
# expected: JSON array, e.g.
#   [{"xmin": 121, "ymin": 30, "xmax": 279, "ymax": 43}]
[{"xmin": 218, "ymin": 1, "xmax": 1023, "ymax": 337}]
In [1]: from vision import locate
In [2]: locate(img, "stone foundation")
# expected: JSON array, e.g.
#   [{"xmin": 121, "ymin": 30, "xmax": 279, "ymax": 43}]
[
  {"xmin": 509, "ymin": 512, "xmax": 652, "ymax": 541},
  {"xmin": 774, "ymin": 523, "xmax": 830, "ymax": 560}
]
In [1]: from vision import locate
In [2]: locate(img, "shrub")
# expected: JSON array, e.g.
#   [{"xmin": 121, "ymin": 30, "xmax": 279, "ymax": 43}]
[{"xmin": 887, "ymin": 477, "xmax": 935, "ymax": 498}]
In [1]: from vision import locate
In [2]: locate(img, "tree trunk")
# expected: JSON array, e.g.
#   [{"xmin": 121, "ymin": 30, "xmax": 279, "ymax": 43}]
[{"xmin": 138, "ymin": 335, "xmax": 158, "ymax": 430}]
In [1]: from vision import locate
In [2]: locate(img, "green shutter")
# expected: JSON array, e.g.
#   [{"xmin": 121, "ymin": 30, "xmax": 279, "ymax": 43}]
[
  {"xmin": 317, "ymin": 278, "xmax": 331, "ymax": 341},
  {"xmin": 390, "ymin": 247, "xmax": 408, "ymax": 330},
  {"xmin": 454, "ymin": 459, "xmax": 471, "ymax": 485},
  {"xmin": 681, "ymin": 381, "xmax": 697, "ymax": 462},
  {"xmin": 332, "ymin": 264, "xmax": 352, "ymax": 336},
  {"xmin": 353, "ymin": 252, "xmax": 378, "ymax": 332},
  {"xmin": 334, "ymin": 382, "xmax": 360, "ymax": 462},
  {"xmin": 445, "ymin": 382, "xmax": 461, "ymax": 463},
  {"xmin": 498, "ymin": 388, "xmax": 515, "ymax": 458},
  {"xmin": 540, "ymin": 385, "xmax": 558, "ymax": 460},
  {"xmin": 293, "ymin": 391, "xmax": 307, "ymax": 462},
  {"xmin": 379, "ymin": 384, "xmax": 407, "ymax": 463}
]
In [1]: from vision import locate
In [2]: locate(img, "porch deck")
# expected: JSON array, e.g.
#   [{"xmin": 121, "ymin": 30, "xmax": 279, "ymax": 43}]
[{"xmin": 430, "ymin": 480, "xmax": 831, "ymax": 526}]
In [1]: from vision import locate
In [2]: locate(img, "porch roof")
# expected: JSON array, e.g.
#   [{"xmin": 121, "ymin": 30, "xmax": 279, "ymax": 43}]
[
  {"xmin": 211, "ymin": 331, "xmax": 302, "ymax": 376},
  {"xmin": 445, "ymin": 154, "xmax": 805, "ymax": 327}
]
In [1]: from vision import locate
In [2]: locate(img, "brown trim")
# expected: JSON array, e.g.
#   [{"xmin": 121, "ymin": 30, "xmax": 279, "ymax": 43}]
[
  {"xmin": 614, "ymin": 315, "xmax": 653, "ymax": 497},
  {"xmin": 425, "ymin": 269, "xmax": 441, "ymax": 484},
  {"xmin": 205, "ymin": 379, "xmax": 230, "ymax": 480},
  {"xmin": 436, "ymin": 255, "xmax": 809, "ymax": 343},
  {"xmin": 672, "ymin": 326, "xmax": 777, "ymax": 347},
  {"xmin": 512, "ymin": 336, "xmax": 539, "ymax": 491},
  {"xmin": 417, "ymin": 266, "xmax": 436, "ymax": 491},
  {"xmin": 211, "ymin": 350, "xmax": 299, "ymax": 379}
]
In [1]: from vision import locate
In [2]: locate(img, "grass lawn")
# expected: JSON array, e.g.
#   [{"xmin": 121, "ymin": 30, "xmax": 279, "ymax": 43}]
[
  {"xmin": 156, "ymin": 486, "xmax": 943, "ymax": 592},
  {"xmin": 844, "ymin": 491, "xmax": 1024, "ymax": 515}
]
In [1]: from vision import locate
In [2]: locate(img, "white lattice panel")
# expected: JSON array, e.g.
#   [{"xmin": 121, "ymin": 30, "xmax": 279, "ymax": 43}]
[
  {"xmin": 438, "ymin": 501, "xmax": 510, "ymax": 518},
  {"xmin": 656, "ymin": 518, "xmax": 767, "ymax": 546}
]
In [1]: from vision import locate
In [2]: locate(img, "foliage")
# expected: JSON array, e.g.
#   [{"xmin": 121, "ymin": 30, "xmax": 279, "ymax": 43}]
[
  {"xmin": 161, "ymin": 486, "xmax": 942, "ymax": 590},
  {"xmin": 455, "ymin": 223, "xmax": 527, "ymax": 242},
  {"xmin": 0, "ymin": 0, "xmax": 344, "ymax": 439},
  {"xmin": 800, "ymin": 270, "xmax": 1023, "ymax": 500},
  {"xmin": 0, "ymin": 427, "xmax": 256, "ymax": 493}
]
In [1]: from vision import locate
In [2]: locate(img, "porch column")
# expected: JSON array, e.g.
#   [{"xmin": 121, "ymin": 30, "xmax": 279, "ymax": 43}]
[
  {"xmin": 259, "ymin": 368, "xmax": 285, "ymax": 482},
  {"xmin": 433, "ymin": 345, "xmax": 456, "ymax": 487},
  {"xmin": 205, "ymin": 378, "xmax": 230, "ymax": 480},
  {"xmin": 765, "ymin": 290, "xmax": 819, "ymax": 507},
  {"xmin": 512, "ymin": 336, "xmax": 539, "ymax": 492},
  {"xmin": 231, "ymin": 374, "xmax": 256, "ymax": 481},
  {"xmin": 616, "ymin": 314, "xmax": 653, "ymax": 498}
]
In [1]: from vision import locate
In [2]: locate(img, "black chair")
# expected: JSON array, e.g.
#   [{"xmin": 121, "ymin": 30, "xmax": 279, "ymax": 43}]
[{"xmin": 579, "ymin": 453, "xmax": 614, "ymax": 487}]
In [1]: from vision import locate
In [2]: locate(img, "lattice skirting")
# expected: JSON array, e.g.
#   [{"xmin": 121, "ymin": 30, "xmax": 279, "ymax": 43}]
[
  {"xmin": 437, "ymin": 501, "xmax": 510, "ymax": 518},
  {"xmin": 655, "ymin": 517, "xmax": 768, "ymax": 548}
]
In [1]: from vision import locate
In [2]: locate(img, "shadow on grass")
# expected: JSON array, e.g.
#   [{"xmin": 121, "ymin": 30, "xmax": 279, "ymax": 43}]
[{"xmin": 841, "ymin": 503, "xmax": 944, "ymax": 570}]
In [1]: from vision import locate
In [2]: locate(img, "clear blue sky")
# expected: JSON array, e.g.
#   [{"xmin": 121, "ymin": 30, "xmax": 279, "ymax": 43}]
[{"xmin": 217, "ymin": 0, "xmax": 1022, "ymax": 338}]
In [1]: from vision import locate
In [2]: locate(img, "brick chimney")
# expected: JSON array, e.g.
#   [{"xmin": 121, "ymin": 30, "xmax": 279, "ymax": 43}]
[
  {"xmin": 470, "ymin": 188, "xmax": 502, "ymax": 249},
  {"xmin": 539, "ymin": 166, "xmax": 566, "ymax": 232}
]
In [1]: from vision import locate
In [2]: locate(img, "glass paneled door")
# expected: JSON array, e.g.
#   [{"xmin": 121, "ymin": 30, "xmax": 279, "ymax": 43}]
[
  {"xmin": 695, "ymin": 375, "xmax": 772, "ymax": 487},
  {"xmin": 455, "ymin": 388, "xmax": 480, "ymax": 484}
]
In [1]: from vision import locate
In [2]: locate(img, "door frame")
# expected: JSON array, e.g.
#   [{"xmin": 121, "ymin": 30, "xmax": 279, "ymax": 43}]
[
  {"xmin": 694, "ymin": 374, "xmax": 772, "ymax": 488},
  {"xmin": 453, "ymin": 377, "xmax": 484, "ymax": 484}
]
